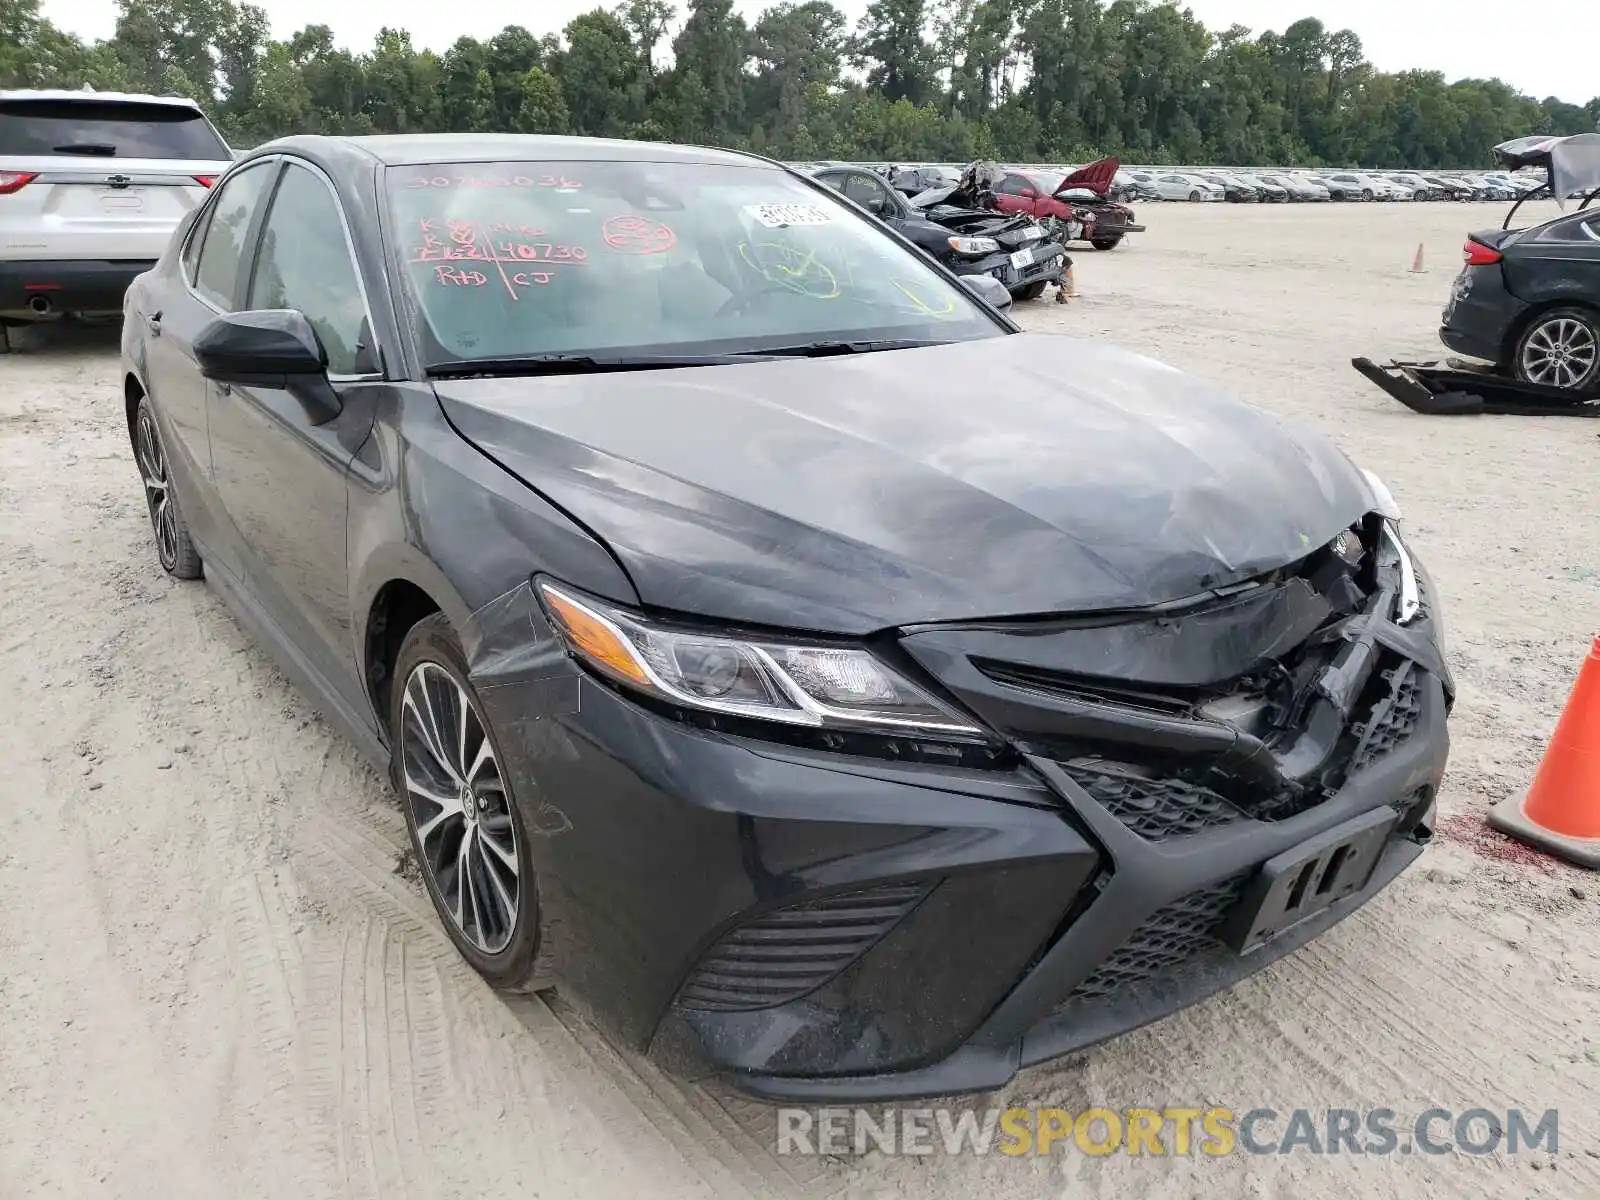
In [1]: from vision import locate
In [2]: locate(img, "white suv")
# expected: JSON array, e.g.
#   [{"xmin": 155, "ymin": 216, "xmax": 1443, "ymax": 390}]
[{"xmin": 1, "ymin": 88, "xmax": 232, "ymax": 338}]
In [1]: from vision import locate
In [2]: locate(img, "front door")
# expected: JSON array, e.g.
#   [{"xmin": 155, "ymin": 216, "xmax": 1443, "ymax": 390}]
[{"xmin": 206, "ymin": 158, "xmax": 380, "ymax": 727}]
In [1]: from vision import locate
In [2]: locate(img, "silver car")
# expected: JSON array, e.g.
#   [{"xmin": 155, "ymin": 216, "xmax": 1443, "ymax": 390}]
[
  {"xmin": 0, "ymin": 88, "xmax": 232, "ymax": 332},
  {"xmin": 1138, "ymin": 171, "xmax": 1224, "ymax": 202}
]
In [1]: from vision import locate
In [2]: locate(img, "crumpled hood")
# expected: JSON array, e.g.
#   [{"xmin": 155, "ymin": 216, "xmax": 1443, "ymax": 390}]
[{"xmin": 435, "ymin": 335, "xmax": 1377, "ymax": 634}]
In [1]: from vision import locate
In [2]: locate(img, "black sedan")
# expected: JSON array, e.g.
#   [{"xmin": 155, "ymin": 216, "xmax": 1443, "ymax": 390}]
[
  {"xmin": 809, "ymin": 164, "xmax": 1066, "ymax": 300},
  {"xmin": 1442, "ymin": 209, "xmax": 1600, "ymax": 391},
  {"xmin": 121, "ymin": 133, "xmax": 1450, "ymax": 1101}
]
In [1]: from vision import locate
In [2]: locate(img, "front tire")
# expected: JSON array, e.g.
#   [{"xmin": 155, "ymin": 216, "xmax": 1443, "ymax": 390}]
[
  {"xmin": 1188, "ymin": 190, "xmax": 1201, "ymax": 202},
  {"xmin": 1514, "ymin": 307, "xmax": 1600, "ymax": 393},
  {"xmin": 1089, "ymin": 236, "xmax": 1123, "ymax": 251},
  {"xmin": 1010, "ymin": 280, "xmax": 1048, "ymax": 301},
  {"xmin": 391, "ymin": 614, "xmax": 543, "ymax": 989},
  {"xmin": 133, "ymin": 397, "xmax": 202, "ymax": 580}
]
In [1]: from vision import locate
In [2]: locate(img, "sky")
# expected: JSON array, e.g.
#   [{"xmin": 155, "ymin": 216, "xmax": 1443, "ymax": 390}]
[{"xmin": 37, "ymin": 0, "xmax": 1600, "ymax": 104}]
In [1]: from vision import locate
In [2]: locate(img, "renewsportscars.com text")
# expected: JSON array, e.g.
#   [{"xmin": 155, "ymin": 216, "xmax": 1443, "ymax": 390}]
[{"xmin": 775, "ymin": 1106, "xmax": 1560, "ymax": 1158}]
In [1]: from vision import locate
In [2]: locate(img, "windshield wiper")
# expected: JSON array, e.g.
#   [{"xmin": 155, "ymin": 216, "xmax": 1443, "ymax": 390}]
[
  {"xmin": 53, "ymin": 143, "xmax": 118, "ymax": 156},
  {"xmin": 748, "ymin": 338, "xmax": 947, "ymax": 357},
  {"xmin": 426, "ymin": 352, "xmax": 779, "ymax": 378}
]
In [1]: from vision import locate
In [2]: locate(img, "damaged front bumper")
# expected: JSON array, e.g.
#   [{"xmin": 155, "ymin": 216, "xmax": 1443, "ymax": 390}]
[
  {"xmin": 456, "ymin": 535, "xmax": 1451, "ymax": 1102},
  {"xmin": 1352, "ymin": 356, "xmax": 1600, "ymax": 417}
]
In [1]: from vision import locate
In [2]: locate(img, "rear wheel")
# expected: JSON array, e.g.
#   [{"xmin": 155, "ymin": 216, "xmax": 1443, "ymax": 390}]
[
  {"xmin": 1514, "ymin": 307, "xmax": 1600, "ymax": 392},
  {"xmin": 391, "ymin": 614, "xmax": 544, "ymax": 989},
  {"xmin": 134, "ymin": 397, "xmax": 202, "ymax": 580},
  {"xmin": 1010, "ymin": 280, "xmax": 1048, "ymax": 301}
]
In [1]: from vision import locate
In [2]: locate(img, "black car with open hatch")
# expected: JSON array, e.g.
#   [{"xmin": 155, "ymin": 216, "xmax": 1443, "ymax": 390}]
[{"xmin": 120, "ymin": 133, "xmax": 1450, "ymax": 1100}]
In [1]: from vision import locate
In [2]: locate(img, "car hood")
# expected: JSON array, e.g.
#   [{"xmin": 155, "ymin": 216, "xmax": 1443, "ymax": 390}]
[
  {"xmin": 435, "ymin": 336, "xmax": 1377, "ymax": 634},
  {"xmin": 1054, "ymin": 156, "xmax": 1119, "ymax": 197}
]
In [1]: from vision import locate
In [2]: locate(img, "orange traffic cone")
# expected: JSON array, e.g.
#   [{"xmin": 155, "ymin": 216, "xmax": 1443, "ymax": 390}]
[
  {"xmin": 1488, "ymin": 635, "xmax": 1600, "ymax": 868},
  {"xmin": 1409, "ymin": 243, "xmax": 1426, "ymax": 273},
  {"xmin": 1057, "ymin": 263, "xmax": 1078, "ymax": 302}
]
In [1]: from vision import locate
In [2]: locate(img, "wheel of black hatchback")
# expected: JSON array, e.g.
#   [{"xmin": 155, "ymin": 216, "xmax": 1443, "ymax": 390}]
[
  {"xmin": 133, "ymin": 396, "xmax": 202, "ymax": 580},
  {"xmin": 391, "ymin": 613, "xmax": 544, "ymax": 989},
  {"xmin": 1514, "ymin": 307, "xmax": 1600, "ymax": 393}
]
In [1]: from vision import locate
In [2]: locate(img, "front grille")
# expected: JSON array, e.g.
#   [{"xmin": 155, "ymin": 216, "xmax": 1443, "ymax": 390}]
[
  {"xmin": 676, "ymin": 882, "xmax": 932, "ymax": 1012},
  {"xmin": 1057, "ymin": 873, "xmax": 1250, "ymax": 1007},
  {"xmin": 1059, "ymin": 762, "xmax": 1243, "ymax": 840},
  {"xmin": 1351, "ymin": 664, "xmax": 1422, "ymax": 772}
]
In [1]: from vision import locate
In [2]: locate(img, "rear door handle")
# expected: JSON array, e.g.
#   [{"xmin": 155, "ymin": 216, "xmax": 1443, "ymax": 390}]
[
  {"xmin": 145, "ymin": 311, "xmax": 162, "ymax": 337},
  {"xmin": 214, "ymin": 382, "xmax": 232, "ymax": 396}
]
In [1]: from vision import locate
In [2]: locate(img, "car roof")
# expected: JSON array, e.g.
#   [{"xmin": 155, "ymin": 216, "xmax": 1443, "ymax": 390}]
[
  {"xmin": 246, "ymin": 132, "xmax": 772, "ymax": 170},
  {"xmin": 0, "ymin": 87, "xmax": 202, "ymax": 109}
]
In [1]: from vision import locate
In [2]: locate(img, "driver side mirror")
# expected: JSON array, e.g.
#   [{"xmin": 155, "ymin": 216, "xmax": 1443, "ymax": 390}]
[
  {"xmin": 194, "ymin": 309, "xmax": 343, "ymax": 425},
  {"xmin": 958, "ymin": 275, "xmax": 1013, "ymax": 311}
]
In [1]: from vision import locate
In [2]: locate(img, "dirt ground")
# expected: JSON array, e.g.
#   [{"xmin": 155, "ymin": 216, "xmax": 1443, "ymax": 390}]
[{"xmin": 2, "ymin": 199, "xmax": 1597, "ymax": 1200}]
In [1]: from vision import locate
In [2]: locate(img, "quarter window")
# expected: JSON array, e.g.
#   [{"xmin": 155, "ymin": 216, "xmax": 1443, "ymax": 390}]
[
  {"xmin": 247, "ymin": 163, "xmax": 370, "ymax": 376},
  {"xmin": 192, "ymin": 163, "xmax": 274, "ymax": 310}
]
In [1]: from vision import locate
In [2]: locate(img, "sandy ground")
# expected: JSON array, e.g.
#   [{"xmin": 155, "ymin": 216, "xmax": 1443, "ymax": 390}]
[{"xmin": 2, "ymin": 199, "xmax": 1597, "ymax": 1200}]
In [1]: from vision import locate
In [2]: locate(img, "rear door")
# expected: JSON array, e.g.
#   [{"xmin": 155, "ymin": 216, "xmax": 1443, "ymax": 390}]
[
  {"xmin": 138, "ymin": 157, "xmax": 280, "ymax": 570},
  {"xmin": 0, "ymin": 95, "xmax": 232, "ymax": 262},
  {"xmin": 206, "ymin": 157, "xmax": 381, "ymax": 724}
]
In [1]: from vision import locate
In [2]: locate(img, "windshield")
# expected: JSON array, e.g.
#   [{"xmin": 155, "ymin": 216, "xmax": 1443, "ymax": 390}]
[
  {"xmin": 0, "ymin": 99, "xmax": 229, "ymax": 159},
  {"xmin": 385, "ymin": 159, "xmax": 1001, "ymax": 367}
]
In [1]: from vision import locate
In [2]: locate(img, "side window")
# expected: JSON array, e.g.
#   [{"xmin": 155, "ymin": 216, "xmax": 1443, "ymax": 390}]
[
  {"xmin": 181, "ymin": 208, "xmax": 208, "ymax": 284},
  {"xmin": 247, "ymin": 163, "xmax": 370, "ymax": 376},
  {"xmin": 193, "ymin": 163, "xmax": 274, "ymax": 309},
  {"xmin": 842, "ymin": 173, "xmax": 891, "ymax": 213},
  {"xmin": 997, "ymin": 175, "xmax": 1031, "ymax": 196},
  {"xmin": 815, "ymin": 172, "xmax": 847, "ymax": 195}
]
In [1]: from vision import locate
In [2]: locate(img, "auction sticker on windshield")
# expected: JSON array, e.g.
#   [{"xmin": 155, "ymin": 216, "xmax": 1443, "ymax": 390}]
[{"xmin": 747, "ymin": 203, "xmax": 833, "ymax": 228}]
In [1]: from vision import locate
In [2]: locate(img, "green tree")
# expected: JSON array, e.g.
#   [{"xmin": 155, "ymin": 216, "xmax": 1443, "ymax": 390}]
[
  {"xmin": 672, "ymin": 0, "xmax": 749, "ymax": 143},
  {"xmin": 514, "ymin": 66, "xmax": 569, "ymax": 133},
  {"xmin": 560, "ymin": 10, "xmax": 642, "ymax": 136}
]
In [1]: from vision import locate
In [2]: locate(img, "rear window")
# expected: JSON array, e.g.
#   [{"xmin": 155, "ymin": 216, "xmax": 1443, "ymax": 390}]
[{"xmin": 0, "ymin": 99, "xmax": 229, "ymax": 160}]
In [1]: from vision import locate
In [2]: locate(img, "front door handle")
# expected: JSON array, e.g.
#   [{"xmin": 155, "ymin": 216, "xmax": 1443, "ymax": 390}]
[
  {"xmin": 145, "ymin": 311, "xmax": 162, "ymax": 337},
  {"xmin": 214, "ymin": 381, "xmax": 232, "ymax": 396}
]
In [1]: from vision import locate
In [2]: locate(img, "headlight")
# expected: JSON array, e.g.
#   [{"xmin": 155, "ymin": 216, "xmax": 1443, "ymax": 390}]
[
  {"xmin": 1360, "ymin": 468, "xmax": 1403, "ymax": 521},
  {"xmin": 537, "ymin": 581, "xmax": 984, "ymax": 737},
  {"xmin": 948, "ymin": 235, "xmax": 1000, "ymax": 255}
]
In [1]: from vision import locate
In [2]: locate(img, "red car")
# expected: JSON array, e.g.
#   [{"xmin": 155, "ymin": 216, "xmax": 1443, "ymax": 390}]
[{"xmin": 990, "ymin": 157, "xmax": 1145, "ymax": 251}]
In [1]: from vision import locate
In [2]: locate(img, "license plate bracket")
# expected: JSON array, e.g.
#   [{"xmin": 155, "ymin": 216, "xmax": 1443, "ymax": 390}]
[
  {"xmin": 1222, "ymin": 807, "xmax": 1398, "ymax": 955},
  {"xmin": 1009, "ymin": 247, "xmax": 1036, "ymax": 270}
]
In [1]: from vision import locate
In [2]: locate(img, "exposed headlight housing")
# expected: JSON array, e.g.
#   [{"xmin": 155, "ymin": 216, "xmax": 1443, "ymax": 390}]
[
  {"xmin": 947, "ymin": 235, "xmax": 1000, "ymax": 255},
  {"xmin": 537, "ymin": 581, "xmax": 984, "ymax": 738}
]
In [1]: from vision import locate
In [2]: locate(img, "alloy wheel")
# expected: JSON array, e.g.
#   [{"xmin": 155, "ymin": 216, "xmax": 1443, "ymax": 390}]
[
  {"xmin": 1521, "ymin": 318, "xmax": 1599, "ymax": 390},
  {"xmin": 135, "ymin": 408, "xmax": 178, "ymax": 571},
  {"xmin": 400, "ymin": 660, "xmax": 520, "ymax": 954}
]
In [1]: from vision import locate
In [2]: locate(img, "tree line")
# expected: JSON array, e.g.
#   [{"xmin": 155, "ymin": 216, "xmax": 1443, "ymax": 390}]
[{"xmin": 4, "ymin": 0, "xmax": 1597, "ymax": 168}]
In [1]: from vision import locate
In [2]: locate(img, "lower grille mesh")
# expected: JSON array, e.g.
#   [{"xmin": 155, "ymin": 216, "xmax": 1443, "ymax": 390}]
[
  {"xmin": 1061, "ymin": 764, "xmax": 1243, "ymax": 841},
  {"xmin": 1058, "ymin": 873, "xmax": 1250, "ymax": 1006},
  {"xmin": 1352, "ymin": 665, "xmax": 1423, "ymax": 772},
  {"xmin": 677, "ymin": 882, "xmax": 932, "ymax": 1012}
]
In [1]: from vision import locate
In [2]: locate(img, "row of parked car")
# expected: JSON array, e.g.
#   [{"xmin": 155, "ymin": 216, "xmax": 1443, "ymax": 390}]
[
  {"xmin": 1120, "ymin": 167, "xmax": 1546, "ymax": 203},
  {"xmin": 832, "ymin": 161, "xmax": 1549, "ymax": 205}
]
